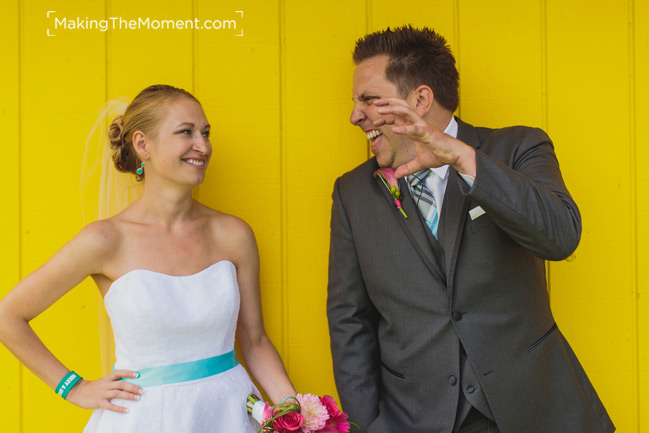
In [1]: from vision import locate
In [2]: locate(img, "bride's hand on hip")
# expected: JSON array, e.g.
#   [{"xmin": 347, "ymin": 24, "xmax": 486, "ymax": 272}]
[{"xmin": 66, "ymin": 370, "xmax": 143, "ymax": 413}]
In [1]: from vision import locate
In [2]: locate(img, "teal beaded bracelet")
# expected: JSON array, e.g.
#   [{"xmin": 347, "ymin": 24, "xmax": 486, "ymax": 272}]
[{"xmin": 55, "ymin": 371, "xmax": 83, "ymax": 400}]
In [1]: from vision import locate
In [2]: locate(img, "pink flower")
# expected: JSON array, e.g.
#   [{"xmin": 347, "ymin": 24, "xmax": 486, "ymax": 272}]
[
  {"xmin": 297, "ymin": 393, "xmax": 329, "ymax": 432},
  {"xmin": 374, "ymin": 167, "xmax": 408, "ymax": 219},
  {"xmin": 263, "ymin": 402, "xmax": 273, "ymax": 420},
  {"xmin": 319, "ymin": 414, "xmax": 351, "ymax": 433},
  {"xmin": 375, "ymin": 167, "xmax": 399, "ymax": 189},
  {"xmin": 320, "ymin": 396, "xmax": 341, "ymax": 418},
  {"xmin": 319, "ymin": 396, "xmax": 350, "ymax": 433},
  {"xmin": 274, "ymin": 411, "xmax": 304, "ymax": 433}
]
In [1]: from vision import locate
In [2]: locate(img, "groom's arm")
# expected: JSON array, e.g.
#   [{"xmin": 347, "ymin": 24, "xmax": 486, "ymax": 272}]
[
  {"xmin": 459, "ymin": 127, "xmax": 582, "ymax": 261},
  {"xmin": 327, "ymin": 178, "xmax": 381, "ymax": 430}
]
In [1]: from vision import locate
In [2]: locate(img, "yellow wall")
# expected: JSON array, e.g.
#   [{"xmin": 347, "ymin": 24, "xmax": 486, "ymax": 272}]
[{"xmin": 0, "ymin": 0, "xmax": 646, "ymax": 431}]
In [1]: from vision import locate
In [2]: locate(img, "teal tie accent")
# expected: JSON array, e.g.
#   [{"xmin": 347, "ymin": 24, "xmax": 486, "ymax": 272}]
[
  {"xmin": 118, "ymin": 350, "xmax": 239, "ymax": 387},
  {"xmin": 408, "ymin": 169, "xmax": 439, "ymax": 239}
]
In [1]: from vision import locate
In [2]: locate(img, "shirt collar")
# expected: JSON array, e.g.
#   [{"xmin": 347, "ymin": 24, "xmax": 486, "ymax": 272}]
[{"xmin": 428, "ymin": 116, "xmax": 456, "ymax": 180}]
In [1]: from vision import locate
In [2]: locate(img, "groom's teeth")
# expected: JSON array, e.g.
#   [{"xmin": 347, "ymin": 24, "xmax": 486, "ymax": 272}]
[{"xmin": 366, "ymin": 130, "xmax": 383, "ymax": 140}]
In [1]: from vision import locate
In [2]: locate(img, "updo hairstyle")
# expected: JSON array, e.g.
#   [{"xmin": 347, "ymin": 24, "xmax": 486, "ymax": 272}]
[{"xmin": 108, "ymin": 85, "xmax": 201, "ymax": 180}]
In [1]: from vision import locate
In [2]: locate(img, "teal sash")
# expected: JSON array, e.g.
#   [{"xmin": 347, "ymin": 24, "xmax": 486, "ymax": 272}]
[{"xmin": 118, "ymin": 350, "xmax": 239, "ymax": 387}]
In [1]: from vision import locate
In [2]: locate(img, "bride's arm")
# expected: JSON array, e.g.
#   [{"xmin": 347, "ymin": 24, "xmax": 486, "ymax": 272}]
[
  {"xmin": 230, "ymin": 219, "xmax": 296, "ymax": 404},
  {"xmin": 0, "ymin": 220, "xmax": 142, "ymax": 412}
]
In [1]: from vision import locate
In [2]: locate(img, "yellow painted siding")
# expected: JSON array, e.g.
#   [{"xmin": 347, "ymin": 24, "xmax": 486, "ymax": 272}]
[
  {"xmin": 545, "ymin": 1, "xmax": 636, "ymax": 430},
  {"xmin": 635, "ymin": 0, "xmax": 649, "ymax": 429},
  {"xmin": 0, "ymin": 0, "xmax": 646, "ymax": 431},
  {"xmin": 19, "ymin": 1, "xmax": 105, "ymax": 431},
  {"xmin": 197, "ymin": 0, "xmax": 285, "ymax": 387},
  {"xmin": 282, "ymin": 0, "xmax": 366, "ymax": 396},
  {"xmin": 0, "ymin": 0, "xmax": 22, "ymax": 431}
]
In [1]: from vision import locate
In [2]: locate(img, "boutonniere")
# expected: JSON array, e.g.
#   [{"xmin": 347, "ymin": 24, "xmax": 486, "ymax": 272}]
[{"xmin": 374, "ymin": 167, "xmax": 408, "ymax": 219}]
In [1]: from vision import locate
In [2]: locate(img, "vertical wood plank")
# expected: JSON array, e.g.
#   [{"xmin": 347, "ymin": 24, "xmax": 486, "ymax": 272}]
[
  {"xmin": 282, "ymin": 0, "xmax": 366, "ymax": 396},
  {"xmin": 20, "ymin": 1, "xmax": 106, "ymax": 431},
  {"xmin": 194, "ymin": 0, "xmax": 285, "ymax": 360},
  {"xmin": 635, "ymin": 0, "xmax": 649, "ymax": 429},
  {"xmin": 458, "ymin": 0, "xmax": 544, "ymax": 127},
  {"xmin": 546, "ymin": 1, "xmax": 633, "ymax": 430},
  {"xmin": 107, "ymin": 0, "xmax": 195, "ymax": 97},
  {"xmin": 370, "ymin": 0, "xmax": 456, "ymax": 42},
  {"xmin": 0, "ymin": 0, "xmax": 23, "ymax": 431}
]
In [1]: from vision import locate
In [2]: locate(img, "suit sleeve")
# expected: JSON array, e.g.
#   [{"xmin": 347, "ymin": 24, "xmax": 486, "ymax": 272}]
[
  {"xmin": 327, "ymin": 177, "xmax": 380, "ymax": 430},
  {"xmin": 460, "ymin": 127, "xmax": 581, "ymax": 261}
]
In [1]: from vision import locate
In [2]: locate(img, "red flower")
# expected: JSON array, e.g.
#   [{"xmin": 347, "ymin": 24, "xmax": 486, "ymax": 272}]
[
  {"xmin": 319, "ymin": 395, "xmax": 351, "ymax": 433},
  {"xmin": 274, "ymin": 411, "xmax": 304, "ymax": 433}
]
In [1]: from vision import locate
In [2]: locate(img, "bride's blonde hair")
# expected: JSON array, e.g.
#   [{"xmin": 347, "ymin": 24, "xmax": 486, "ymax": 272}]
[{"xmin": 108, "ymin": 85, "xmax": 200, "ymax": 180}]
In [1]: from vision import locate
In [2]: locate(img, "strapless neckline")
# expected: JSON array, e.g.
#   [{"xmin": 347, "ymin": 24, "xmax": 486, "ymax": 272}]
[{"xmin": 105, "ymin": 260, "xmax": 234, "ymax": 301}]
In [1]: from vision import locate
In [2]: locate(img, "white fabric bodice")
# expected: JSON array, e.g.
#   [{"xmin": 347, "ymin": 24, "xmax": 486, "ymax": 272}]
[
  {"xmin": 105, "ymin": 261, "xmax": 239, "ymax": 370},
  {"xmin": 84, "ymin": 260, "xmax": 258, "ymax": 433}
]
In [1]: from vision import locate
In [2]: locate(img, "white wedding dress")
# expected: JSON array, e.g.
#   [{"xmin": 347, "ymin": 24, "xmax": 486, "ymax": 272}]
[{"xmin": 84, "ymin": 260, "xmax": 259, "ymax": 432}]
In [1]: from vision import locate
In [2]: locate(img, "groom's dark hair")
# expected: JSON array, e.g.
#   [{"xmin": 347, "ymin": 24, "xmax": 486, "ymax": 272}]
[{"xmin": 353, "ymin": 25, "xmax": 459, "ymax": 112}]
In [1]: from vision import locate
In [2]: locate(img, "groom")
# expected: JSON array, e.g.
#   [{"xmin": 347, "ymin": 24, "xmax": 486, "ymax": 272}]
[{"xmin": 326, "ymin": 26, "xmax": 614, "ymax": 433}]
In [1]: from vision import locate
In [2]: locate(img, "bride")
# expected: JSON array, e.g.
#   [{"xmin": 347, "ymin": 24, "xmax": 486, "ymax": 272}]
[{"xmin": 0, "ymin": 85, "xmax": 295, "ymax": 432}]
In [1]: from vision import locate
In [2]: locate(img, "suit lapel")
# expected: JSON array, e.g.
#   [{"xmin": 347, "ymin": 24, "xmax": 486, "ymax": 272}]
[
  {"xmin": 374, "ymin": 175, "xmax": 446, "ymax": 286},
  {"xmin": 439, "ymin": 169, "xmax": 469, "ymax": 289},
  {"xmin": 441, "ymin": 117, "xmax": 483, "ymax": 289}
]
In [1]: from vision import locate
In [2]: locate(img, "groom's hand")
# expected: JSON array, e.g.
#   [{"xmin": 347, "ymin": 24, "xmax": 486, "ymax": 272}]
[{"xmin": 373, "ymin": 98, "xmax": 476, "ymax": 178}]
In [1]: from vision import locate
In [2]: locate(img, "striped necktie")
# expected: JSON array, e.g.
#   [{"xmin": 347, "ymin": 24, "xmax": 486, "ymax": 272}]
[{"xmin": 408, "ymin": 169, "xmax": 439, "ymax": 239}]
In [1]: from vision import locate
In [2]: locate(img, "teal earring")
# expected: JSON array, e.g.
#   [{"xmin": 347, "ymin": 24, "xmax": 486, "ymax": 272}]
[{"xmin": 136, "ymin": 161, "xmax": 145, "ymax": 175}]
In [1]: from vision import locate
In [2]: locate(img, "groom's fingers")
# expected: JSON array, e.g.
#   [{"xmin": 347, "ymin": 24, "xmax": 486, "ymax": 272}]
[
  {"xmin": 377, "ymin": 105, "xmax": 420, "ymax": 125},
  {"xmin": 392, "ymin": 123, "xmax": 433, "ymax": 141},
  {"xmin": 373, "ymin": 117, "xmax": 388, "ymax": 127},
  {"xmin": 394, "ymin": 159, "xmax": 426, "ymax": 178},
  {"xmin": 374, "ymin": 97, "xmax": 411, "ymax": 108},
  {"xmin": 374, "ymin": 98, "xmax": 425, "ymax": 128},
  {"xmin": 373, "ymin": 113, "xmax": 409, "ymax": 128}
]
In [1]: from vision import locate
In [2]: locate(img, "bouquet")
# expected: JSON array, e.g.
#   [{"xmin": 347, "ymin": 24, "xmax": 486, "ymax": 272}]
[{"xmin": 246, "ymin": 393, "xmax": 351, "ymax": 433}]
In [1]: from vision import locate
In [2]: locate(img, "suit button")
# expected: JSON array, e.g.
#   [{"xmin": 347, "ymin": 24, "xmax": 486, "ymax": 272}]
[
  {"xmin": 452, "ymin": 311, "xmax": 463, "ymax": 321},
  {"xmin": 448, "ymin": 375, "xmax": 457, "ymax": 386},
  {"xmin": 466, "ymin": 385, "xmax": 476, "ymax": 394}
]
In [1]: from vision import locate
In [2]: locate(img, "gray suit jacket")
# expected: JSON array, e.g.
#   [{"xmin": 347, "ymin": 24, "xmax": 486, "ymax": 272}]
[{"xmin": 327, "ymin": 118, "xmax": 614, "ymax": 433}]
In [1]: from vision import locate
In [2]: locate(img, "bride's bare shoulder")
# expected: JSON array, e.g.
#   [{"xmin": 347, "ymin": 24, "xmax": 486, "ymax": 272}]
[
  {"xmin": 76, "ymin": 218, "xmax": 119, "ymax": 252},
  {"xmin": 75, "ymin": 211, "xmax": 136, "ymax": 258},
  {"xmin": 198, "ymin": 203, "xmax": 256, "ymax": 244}
]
